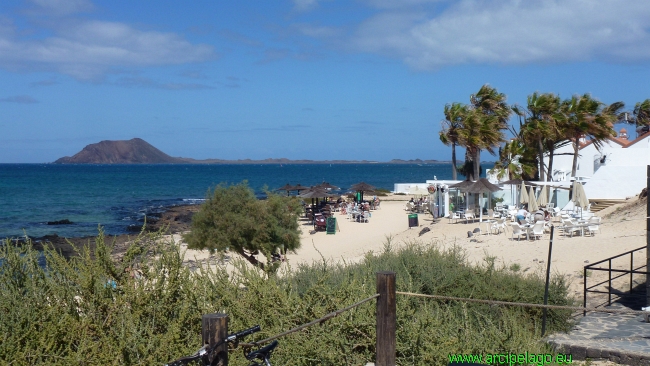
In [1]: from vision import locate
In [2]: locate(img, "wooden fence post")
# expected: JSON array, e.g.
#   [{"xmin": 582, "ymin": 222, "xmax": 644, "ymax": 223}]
[
  {"xmin": 376, "ymin": 271, "xmax": 396, "ymax": 366},
  {"xmin": 202, "ymin": 313, "xmax": 229, "ymax": 366}
]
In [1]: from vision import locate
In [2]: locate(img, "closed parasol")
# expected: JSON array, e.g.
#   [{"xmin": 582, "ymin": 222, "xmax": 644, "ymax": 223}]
[
  {"xmin": 527, "ymin": 186, "xmax": 538, "ymax": 212},
  {"xmin": 572, "ymin": 182, "xmax": 589, "ymax": 215},
  {"xmin": 520, "ymin": 181, "xmax": 528, "ymax": 205},
  {"xmin": 537, "ymin": 185, "xmax": 549, "ymax": 207}
]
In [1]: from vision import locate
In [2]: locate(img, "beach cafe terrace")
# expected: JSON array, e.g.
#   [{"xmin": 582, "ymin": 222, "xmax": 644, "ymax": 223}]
[{"xmin": 394, "ymin": 179, "xmax": 576, "ymax": 220}]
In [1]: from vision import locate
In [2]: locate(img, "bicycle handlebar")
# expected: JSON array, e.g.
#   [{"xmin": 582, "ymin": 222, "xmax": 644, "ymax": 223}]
[
  {"xmin": 165, "ymin": 325, "xmax": 261, "ymax": 366},
  {"xmin": 245, "ymin": 340, "xmax": 279, "ymax": 365},
  {"xmin": 226, "ymin": 325, "xmax": 261, "ymax": 342}
]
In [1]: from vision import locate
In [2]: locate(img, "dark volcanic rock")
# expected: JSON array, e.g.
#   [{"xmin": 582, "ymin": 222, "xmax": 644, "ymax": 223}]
[
  {"xmin": 47, "ymin": 219, "xmax": 74, "ymax": 225},
  {"xmin": 54, "ymin": 138, "xmax": 185, "ymax": 164}
]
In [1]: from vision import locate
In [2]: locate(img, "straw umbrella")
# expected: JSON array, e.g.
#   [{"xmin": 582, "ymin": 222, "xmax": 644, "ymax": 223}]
[
  {"xmin": 465, "ymin": 178, "xmax": 502, "ymax": 222},
  {"xmin": 317, "ymin": 182, "xmax": 339, "ymax": 190},
  {"xmin": 449, "ymin": 180, "xmax": 475, "ymax": 211},
  {"xmin": 292, "ymin": 184, "xmax": 309, "ymax": 194},
  {"xmin": 276, "ymin": 183, "xmax": 296, "ymax": 196},
  {"xmin": 349, "ymin": 182, "xmax": 376, "ymax": 202},
  {"xmin": 299, "ymin": 187, "xmax": 334, "ymax": 227}
]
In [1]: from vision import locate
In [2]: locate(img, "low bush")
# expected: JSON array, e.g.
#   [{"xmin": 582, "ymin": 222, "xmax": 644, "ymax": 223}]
[{"xmin": 0, "ymin": 233, "xmax": 574, "ymax": 365}]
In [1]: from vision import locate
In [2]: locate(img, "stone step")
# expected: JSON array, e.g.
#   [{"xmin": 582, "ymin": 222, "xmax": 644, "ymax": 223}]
[
  {"xmin": 589, "ymin": 199, "xmax": 628, "ymax": 212},
  {"xmin": 547, "ymin": 311, "xmax": 650, "ymax": 365}
]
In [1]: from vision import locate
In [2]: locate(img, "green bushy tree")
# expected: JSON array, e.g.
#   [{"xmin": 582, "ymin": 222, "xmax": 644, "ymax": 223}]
[{"xmin": 183, "ymin": 181, "xmax": 302, "ymax": 272}]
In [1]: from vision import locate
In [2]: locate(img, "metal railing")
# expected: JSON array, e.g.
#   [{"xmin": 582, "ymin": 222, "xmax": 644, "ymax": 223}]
[{"xmin": 583, "ymin": 246, "xmax": 648, "ymax": 313}]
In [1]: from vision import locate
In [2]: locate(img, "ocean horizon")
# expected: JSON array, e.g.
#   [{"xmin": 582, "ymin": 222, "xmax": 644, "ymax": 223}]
[{"xmin": 1, "ymin": 163, "xmax": 457, "ymax": 239}]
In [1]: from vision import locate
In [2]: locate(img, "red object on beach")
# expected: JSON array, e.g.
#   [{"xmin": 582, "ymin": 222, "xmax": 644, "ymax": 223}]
[{"xmin": 315, "ymin": 215, "xmax": 327, "ymax": 230}]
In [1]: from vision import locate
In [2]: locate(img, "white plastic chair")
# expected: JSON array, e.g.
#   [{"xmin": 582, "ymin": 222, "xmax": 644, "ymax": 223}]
[
  {"xmin": 530, "ymin": 221, "xmax": 545, "ymax": 240},
  {"xmin": 362, "ymin": 211, "xmax": 370, "ymax": 223},
  {"xmin": 448, "ymin": 212, "xmax": 461, "ymax": 224},
  {"xmin": 562, "ymin": 219, "xmax": 581, "ymax": 237},
  {"xmin": 491, "ymin": 218, "xmax": 507, "ymax": 234},
  {"xmin": 464, "ymin": 212, "xmax": 475, "ymax": 224},
  {"xmin": 585, "ymin": 216, "xmax": 601, "ymax": 236},
  {"xmin": 510, "ymin": 223, "xmax": 527, "ymax": 241}
]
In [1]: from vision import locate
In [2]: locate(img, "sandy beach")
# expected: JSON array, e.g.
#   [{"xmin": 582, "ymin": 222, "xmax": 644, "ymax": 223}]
[{"xmin": 172, "ymin": 194, "xmax": 646, "ymax": 299}]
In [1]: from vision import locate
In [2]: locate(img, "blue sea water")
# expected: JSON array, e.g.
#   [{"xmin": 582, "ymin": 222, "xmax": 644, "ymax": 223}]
[{"xmin": 0, "ymin": 163, "xmax": 453, "ymax": 239}]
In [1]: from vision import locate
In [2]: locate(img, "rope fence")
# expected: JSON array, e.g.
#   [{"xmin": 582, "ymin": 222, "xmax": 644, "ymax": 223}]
[
  {"xmin": 240, "ymin": 289, "xmax": 647, "ymax": 350},
  {"xmin": 239, "ymin": 293, "xmax": 379, "ymax": 347},
  {"xmin": 203, "ymin": 270, "xmax": 650, "ymax": 364},
  {"xmin": 396, "ymin": 291, "xmax": 650, "ymax": 315}
]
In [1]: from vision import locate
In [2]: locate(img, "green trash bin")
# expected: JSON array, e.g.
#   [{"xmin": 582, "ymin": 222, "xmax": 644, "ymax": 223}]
[{"xmin": 408, "ymin": 214, "xmax": 419, "ymax": 228}]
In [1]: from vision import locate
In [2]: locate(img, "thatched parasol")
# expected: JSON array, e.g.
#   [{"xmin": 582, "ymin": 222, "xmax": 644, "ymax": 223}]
[
  {"xmin": 466, "ymin": 178, "xmax": 502, "ymax": 221},
  {"xmin": 465, "ymin": 178, "xmax": 502, "ymax": 194},
  {"xmin": 317, "ymin": 182, "xmax": 339, "ymax": 190},
  {"xmin": 276, "ymin": 183, "xmax": 296, "ymax": 196},
  {"xmin": 292, "ymin": 184, "xmax": 309, "ymax": 192},
  {"xmin": 448, "ymin": 180, "xmax": 475, "ymax": 191},
  {"xmin": 349, "ymin": 182, "xmax": 376, "ymax": 202}
]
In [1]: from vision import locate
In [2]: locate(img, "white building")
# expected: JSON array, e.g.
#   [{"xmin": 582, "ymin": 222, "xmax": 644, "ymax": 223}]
[{"xmin": 549, "ymin": 128, "xmax": 650, "ymax": 200}]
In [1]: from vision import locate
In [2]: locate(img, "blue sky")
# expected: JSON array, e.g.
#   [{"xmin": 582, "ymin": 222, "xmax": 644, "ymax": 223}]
[{"xmin": 2, "ymin": 0, "xmax": 650, "ymax": 163}]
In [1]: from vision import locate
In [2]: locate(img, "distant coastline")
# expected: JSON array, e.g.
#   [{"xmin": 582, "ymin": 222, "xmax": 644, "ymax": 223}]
[{"xmin": 51, "ymin": 138, "xmax": 451, "ymax": 164}]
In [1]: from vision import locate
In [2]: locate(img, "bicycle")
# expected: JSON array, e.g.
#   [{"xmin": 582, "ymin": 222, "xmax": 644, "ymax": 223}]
[{"xmin": 165, "ymin": 325, "xmax": 278, "ymax": 366}]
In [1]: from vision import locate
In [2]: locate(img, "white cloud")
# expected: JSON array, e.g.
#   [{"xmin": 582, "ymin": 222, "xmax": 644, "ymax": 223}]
[
  {"xmin": 0, "ymin": 20, "xmax": 215, "ymax": 80},
  {"xmin": 338, "ymin": 0, "xmax": 650, "ymax": 69},
  {"xmin": 294, "ymin": 23, "xmax": 340, "ymax": 38},
  {"xmin": 361, "ymin": 0, "xmax": 443, "ymax": 9},
  {"xmin": 293, "ymin": 0, "xmax": 320, "ymax": 12},
  {"xmin": 27, "ymin": 0, "xmax": 93, "ymax": 15}
]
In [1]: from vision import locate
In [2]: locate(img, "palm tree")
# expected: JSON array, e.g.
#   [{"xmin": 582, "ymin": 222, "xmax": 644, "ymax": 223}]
[
  {"xmin": 492, "ymin": 138, "xmax": 537, "ymax": 180},
  {"xmin": 559, "ymin": 94, "xmax": 621, "ymax": 177},
  {"xmin": 439, "ymin": 103, "xmax": 468, "ymax": 180},
  {"xmin": 633, "ymin": 99, "xmax": 650, "ymax": 126},
  {"xmin": 455, "ymin": 109, "xmax": 483, "ymax": 181},
  {"xmin": 514, "ymin": 92, "xmax": 562, "ymax": 181},
  {"xmin": 469, "ymin": 85, "xmax": 511, "ymax": 179}
]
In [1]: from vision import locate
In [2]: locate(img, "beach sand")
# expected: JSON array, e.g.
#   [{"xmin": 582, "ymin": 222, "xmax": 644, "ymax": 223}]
[{"xmin": 173, "ymin": 194, "xmax": 646, "ymax": 298}]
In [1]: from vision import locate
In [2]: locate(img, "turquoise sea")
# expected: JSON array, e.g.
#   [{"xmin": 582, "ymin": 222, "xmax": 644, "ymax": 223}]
[{"xmin": 0, "ymin": 163, "xmax": 453, "ymax": 239}]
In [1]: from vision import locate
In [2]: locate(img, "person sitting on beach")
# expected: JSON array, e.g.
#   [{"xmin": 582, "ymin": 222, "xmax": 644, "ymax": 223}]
[{"xmin": 516, "ymin": 207, "xmax": 528, "ymax": 225}]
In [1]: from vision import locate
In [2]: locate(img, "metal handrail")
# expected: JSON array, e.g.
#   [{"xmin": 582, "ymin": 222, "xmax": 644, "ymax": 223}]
[
  {"xmin": 586, "ymin": 246, "xmax": 645, "ymax": 268},
  {"xmin": 583, "ymin": 246, "xmax": 648, "ymax": 314}
]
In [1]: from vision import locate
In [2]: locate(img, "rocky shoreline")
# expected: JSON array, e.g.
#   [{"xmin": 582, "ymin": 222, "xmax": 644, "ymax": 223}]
[{"xmin": 24, "ymin": 204, "xmax": 201, "ymax": 259}]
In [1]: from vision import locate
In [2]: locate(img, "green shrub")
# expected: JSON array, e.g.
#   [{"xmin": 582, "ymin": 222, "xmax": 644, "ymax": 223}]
[{"xmin": 0, "ymin": 233, "xmax": 574, "ymax": 365}]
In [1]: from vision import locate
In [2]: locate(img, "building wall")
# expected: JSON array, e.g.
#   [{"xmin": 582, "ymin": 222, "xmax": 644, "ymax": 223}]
[{"xmin": 546, "ymin": 136, "xmax": 650, "ymax": 199}]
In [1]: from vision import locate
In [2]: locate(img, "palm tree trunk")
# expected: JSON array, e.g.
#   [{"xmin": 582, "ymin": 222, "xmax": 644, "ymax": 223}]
[
  {"xmin": 547, "ymin": 146, "xmax": 555, "ymax": 182},
  {"xmin": 537, "ymin": 138, "xmax": 545, "ymax": 182},
  {"xmin": 571, "ymin": 138, "xmax": 580, "ymax": 177},
  {"xmin": 451, "ymin": 143, "xmax": 457, "ymax": 180},
  {"xmin": 474, "ymin": 149, "xmax": 481, "ymax": 180},
  {"xmin": 464, "ymin": 149, "xmax": 474, "ymax": 180}
]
